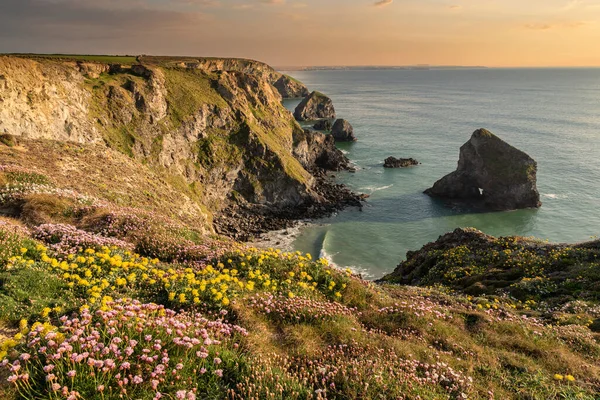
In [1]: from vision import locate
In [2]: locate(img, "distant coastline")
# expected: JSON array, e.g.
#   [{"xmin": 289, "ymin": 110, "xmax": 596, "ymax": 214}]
[{"xmin": 277, "ymin": 65, "xmax": 489, "ymax": 71}]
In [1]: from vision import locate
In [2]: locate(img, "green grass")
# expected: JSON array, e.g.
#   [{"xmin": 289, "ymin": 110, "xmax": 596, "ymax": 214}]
[
  {"xmin": 0, "ymin": 266, "xmax": 79, "ymax": 324},
  {"xmin": 7, "ymin": 54, "xmax": 138, "ymax": 64},
  {"xmin": 163, "ymin": 68, "xmax": 227, "ymax": 127}
]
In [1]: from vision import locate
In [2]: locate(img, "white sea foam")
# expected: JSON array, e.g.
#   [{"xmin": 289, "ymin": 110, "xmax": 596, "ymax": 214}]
[
  {"xmin": 319, "ymin": 239, "xmax": 375, "ymax": 279},
  {"xmin": 360, "ymin": 184, "xmax": 393, "ymax": 194},
  {"xmin": 542, "ymin": 193, "xmax": 567, "ymax": 199}
]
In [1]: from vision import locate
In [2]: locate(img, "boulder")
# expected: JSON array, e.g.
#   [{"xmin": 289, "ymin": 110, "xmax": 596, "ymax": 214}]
[
  {"xmin": 313, "ymin": 119, "xmax": 333, "ymax": 131},
  {"xmin": 293, "ymin": 91, "xmax": 336, "ymax": 121},
  {"xmin": 424, "ymin": 128, "xmax": 541, "ymax": 210},
  {"xmin": 384, "ymin": 157, "xmax": 419, "ymax": 168},
  {"xmin": 331, "ymin": 119, "xmax": 356, "ymax": 142}
]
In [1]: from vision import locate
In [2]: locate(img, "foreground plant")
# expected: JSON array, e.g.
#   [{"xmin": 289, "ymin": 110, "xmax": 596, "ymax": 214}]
[{"xmin": 3, "ymin": 300, "xmax": 247, "ymax": 399}]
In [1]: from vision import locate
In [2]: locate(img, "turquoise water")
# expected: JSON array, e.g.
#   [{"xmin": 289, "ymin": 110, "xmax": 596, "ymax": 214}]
[{"xmin": 281, "ymin": 68, "xmax": 600, "ymax": 279}]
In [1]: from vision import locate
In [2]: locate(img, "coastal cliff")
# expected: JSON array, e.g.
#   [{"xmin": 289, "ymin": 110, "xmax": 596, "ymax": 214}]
[
  {"xmin": 0, "ymin": 55, "xmax": 356, "ymax": 238},
  {"xmin": 0, "ymin": 55, "xmax": 599, "ymax": 400}
]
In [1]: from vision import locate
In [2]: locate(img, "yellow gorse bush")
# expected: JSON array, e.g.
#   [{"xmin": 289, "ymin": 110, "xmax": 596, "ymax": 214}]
[{"xmin": 7, "ymin": 245, "xmax": 350, "ymax": 312}]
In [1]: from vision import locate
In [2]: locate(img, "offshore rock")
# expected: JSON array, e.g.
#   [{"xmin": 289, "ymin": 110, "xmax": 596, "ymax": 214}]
[
  {"xmin": 384, "ymin": 157, "xmax": 419, "ymax": 168},
  {"xmin": 313, "ymin": 119, "xmax": 333, "ymax": 131},
  {"xmin": 293, "ymin": 91, "xmax": 336, "ymax": 121},
  {"xmin": 424, "ymin": 128, "xmax": 541, "ymax": 210},
  {"xmin": 331, "ymin": 119, "xmax": 356, "ymax": 142}
]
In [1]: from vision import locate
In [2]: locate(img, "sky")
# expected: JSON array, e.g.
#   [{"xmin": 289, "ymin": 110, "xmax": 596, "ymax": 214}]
[{"xmin": 0, "ymin": 0, "xmax": 599, "ymax": 67}]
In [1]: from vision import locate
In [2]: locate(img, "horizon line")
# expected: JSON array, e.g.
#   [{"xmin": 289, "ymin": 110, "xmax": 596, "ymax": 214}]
[{"xmin": 3, "ymin": 53, "xmax": 600, "ymax": 69}]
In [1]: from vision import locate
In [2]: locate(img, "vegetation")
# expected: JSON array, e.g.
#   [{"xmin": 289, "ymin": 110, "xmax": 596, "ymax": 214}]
[
  {"xmin": 8, "ymin": 54, "xmax": 138, "ymax": 64},
  {"xmin": 0, "ymin": 55, "xmax": 599, "ymax": 399},
  {"xmin": 0, "ymin": 204, "xmax": 598, "ymax": 399},
  {"xmin": 163, "ymin": 68, "xmax": 227, "ymax": 128}
]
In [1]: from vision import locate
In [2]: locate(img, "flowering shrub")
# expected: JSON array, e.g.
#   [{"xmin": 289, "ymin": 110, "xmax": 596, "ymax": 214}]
[
  {"xmin": 3, "ymin": 300, "xmax": 247, "ymax": 399},
  {"xmin": 378, "ymin": 299, "xmax": 454, "ymax": 321},
  {"xmin": 32, "ymin": 224, "xmax": 134, "ymax": 254},
  {"xmin": 230, "ymin": 343, "xmax": 473, "ymax": 399},
  {"xmin": 0, "ymin": 222, "xmax": 34, "ymax": 268},
  {"xmin": 247, "ymin": 293, "xmax": 357, "ymax": 324},
  {"xmin": 6, "ymin": 244, "xmax": 349, "ymax": 312}
]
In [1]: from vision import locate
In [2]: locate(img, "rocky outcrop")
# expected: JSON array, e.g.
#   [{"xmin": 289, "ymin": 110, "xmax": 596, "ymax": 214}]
[
  {"xmin": 146, "ymin": 56, "xmax": 309, "ymax": 99},
  {"xmin": 313, "ymin": 119, "xmax": 333, "ymax": 131},
  {"xmin": 0, "ymin": 56, "xmax": 362, "ymax": 237},
  {"xmin": 383, "ymin": 157, "xmax": 419, "ymax": 168},
  {"xmin": 294, "ymin": 91, "xmax": 336, "ymax": 121},
  {"xmin": 379, "ymin": 227, "xmax": 600, "ymax": 306},
  {"xmin": 0, "ymin": 57, "xmax": 101, "ymax": 143},
  {"xmin": 331, "ymin": 119, "xmax": 356, "ymax": 142},
  {"xmin": 274, "ymin": 75, "xmax": 309, "ymax": 98},
  {"xmin": 424, "ymin": 128, "xmax": 541, "ymax": 210},
  {"xmin": 293, "ymin": 129, "xmax": 350, "ymax": 172}
]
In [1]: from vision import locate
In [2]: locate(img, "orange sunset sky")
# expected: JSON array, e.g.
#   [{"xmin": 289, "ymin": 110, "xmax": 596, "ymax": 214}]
[{"xmin": 0, "ymin": 0, "xmax": 599, "ymax": 67}]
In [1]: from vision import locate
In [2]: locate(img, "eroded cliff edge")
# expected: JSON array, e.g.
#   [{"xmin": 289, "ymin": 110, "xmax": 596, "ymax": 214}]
[{"xmin": 0, "ymin": 55, "xmax": 359, "ymax": 239}]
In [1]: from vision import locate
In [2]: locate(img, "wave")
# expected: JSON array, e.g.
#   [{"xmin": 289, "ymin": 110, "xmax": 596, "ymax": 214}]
[
  {"xmin": 317, "ymin": 230, "xmax": 375, "ymax": 279},
  {"xmin": 542, "ymin": 193, "xmax": 567, "ymax": 199},
  {"xmin": 360, "ymin": 184, "xmax": 393, "ymax": 194}
]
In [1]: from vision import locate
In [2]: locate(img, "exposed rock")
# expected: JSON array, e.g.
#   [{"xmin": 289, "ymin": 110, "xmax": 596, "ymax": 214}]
[
  {"xmin": 313, "ymin": 119, "xmax": 333, "ymax": 131},
  {"xmin": 75, "ymin": 62, "xmax": 110, "ymax": 79},
  {"xmin": 274, "ymin": 75, "xmax": 309, "ymax": 98},
  {"xmin": 0, "ymin": 55, "xmax": 363, "ymax": 239},
  {"xmin": 293, "ymin": 129, "xmax": 351, "ymax": 172},
  {"xmin": 0, "ymin": 56, "xmax": 101, "ymax": 143},
  {"xmin": 331, "ymin": 119, "xmax": 356, "ymax": 142},
  {"xmin": 384, "ymin": 157, "xmax": 419, "ymax": 168},
  {"xmin": 149, "ymin": 56, "xmax": 308, "ymax": 99},
  {"xmin": 130, "ymin": 64, "xmax": 153, "ymax": 78},
  {"xmin": 424, "ymin": 128, "xmax": 541, "ymax": 210},
  {"xmin": 109, "ymin": 64, "xmax": 123, "ymax": 74},
  {"xmin": 293, "ymin": 91, "xmax": 336, "ymax": 121}
]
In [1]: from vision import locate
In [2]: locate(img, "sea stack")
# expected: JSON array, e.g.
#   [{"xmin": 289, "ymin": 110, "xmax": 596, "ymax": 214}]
[
  {"xmin": 424, "ymin": 128, "xmax": 541, "ymax": 210},
  {"xmin": 294, "ymin": 91, "xmax": 336, "ymax": 121},
  {"xmin": 331, "ymin": 119, "xmax": 356, "ymax": 142}
]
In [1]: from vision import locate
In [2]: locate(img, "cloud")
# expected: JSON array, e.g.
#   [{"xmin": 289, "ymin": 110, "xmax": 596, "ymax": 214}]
[
  {"xmin": 448, "ymin": 5, "xmax": 462, "ymax": 10},
  {"xmin": 175, "ymin": 0, "xmax": 220, "ymax": 6},
  {"xmin": 561, "ymin": 0, "xmax": 581, "ymax": 11},
  {"xmin": 373, "ymin": 0, "xmax": 392, "ymax": 7},
  {"xmin": 0, "ymin": 0, "xmax": 207, "ymax": 41},
  {"xmin": 261, "ymin": 0, "xmax": 285, "ymax": 4},
  {"xmin": 524, "ymin": 21, "xmax": 588, "ymax": 30}
]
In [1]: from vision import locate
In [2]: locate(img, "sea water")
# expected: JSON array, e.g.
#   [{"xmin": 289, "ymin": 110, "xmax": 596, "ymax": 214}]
[{"xmin": 280, "ymin": 68, "xmax": 600, "ymax": 279}]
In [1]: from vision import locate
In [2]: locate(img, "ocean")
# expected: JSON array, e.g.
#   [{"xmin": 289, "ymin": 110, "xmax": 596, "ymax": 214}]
[{"xmin": 279, "ymin": 68, "xmax": 600, "ymax": 279}]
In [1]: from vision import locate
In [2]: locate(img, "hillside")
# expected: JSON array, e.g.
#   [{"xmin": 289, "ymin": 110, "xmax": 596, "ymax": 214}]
[
  {"xmin": 0, "ymin": 55, "xmax": 357, "ymax": 239},
  {"xmin": 0, "ymin": 55, "xmax": 598, "ymax": 400}
]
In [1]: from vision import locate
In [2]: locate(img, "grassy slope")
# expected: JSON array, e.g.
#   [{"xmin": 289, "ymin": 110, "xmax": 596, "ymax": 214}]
[{"xmin": 0, "ymin": 168, "xmax": 597, "ymax": 399}]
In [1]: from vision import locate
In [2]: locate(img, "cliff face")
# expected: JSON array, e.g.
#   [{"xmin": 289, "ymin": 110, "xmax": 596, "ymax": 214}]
[
  {"xmin": 0, "ymin": 56, "xmax": 351, "ymax": 234},
  {"xmin": 145, "ymin": 56, "xmax": 309, "ymax": 99}
]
